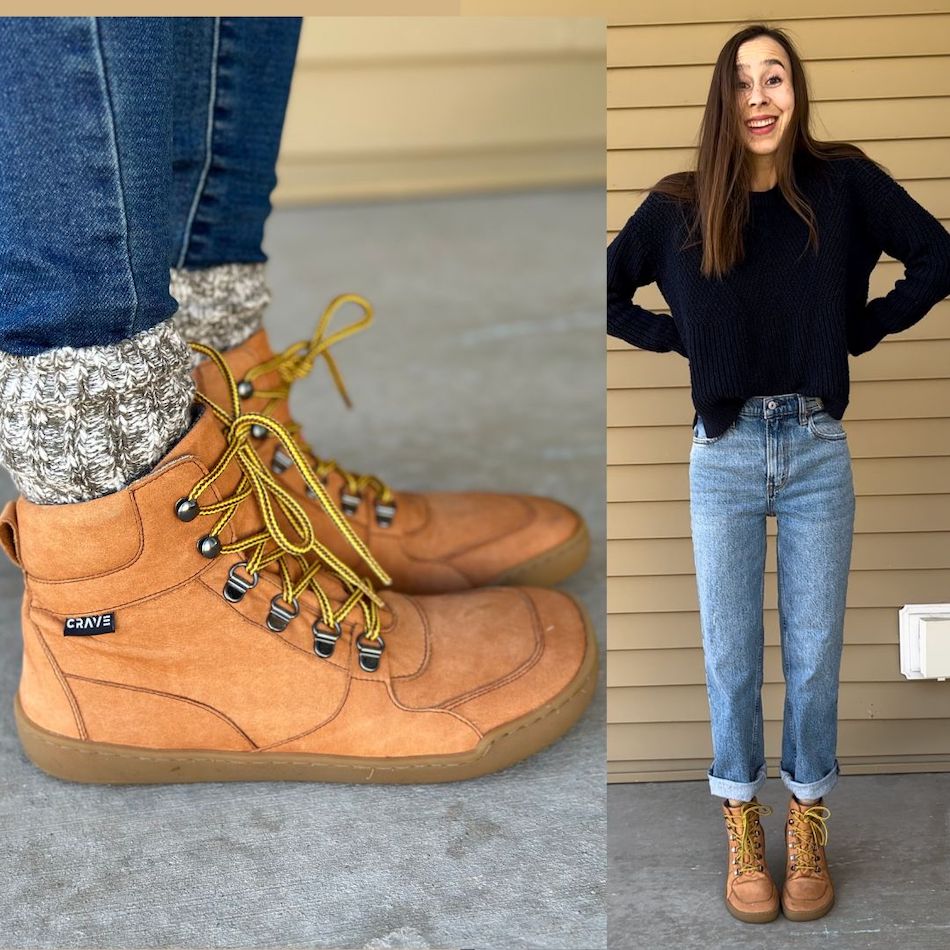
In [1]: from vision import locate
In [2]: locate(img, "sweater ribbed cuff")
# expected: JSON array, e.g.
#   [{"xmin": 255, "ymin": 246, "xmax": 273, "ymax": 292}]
[
  {"xmin": 0, "ymin": 320, "xmax": 195, "ymax": 505},
  {"xmin": 170, "ymin": 263, "xmax": 269, "ymax": 359}
]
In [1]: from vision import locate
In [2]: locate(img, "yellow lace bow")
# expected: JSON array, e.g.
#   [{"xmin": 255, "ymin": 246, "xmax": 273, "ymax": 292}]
[{"xmin": 240, "ymin": 292, "xmax": 394, "ymax": 509}]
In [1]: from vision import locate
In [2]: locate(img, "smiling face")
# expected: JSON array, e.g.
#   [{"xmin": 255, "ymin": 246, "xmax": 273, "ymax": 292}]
[{"xmin": 735, "ymin": 36, "xmax": 794, "ymax": 157}]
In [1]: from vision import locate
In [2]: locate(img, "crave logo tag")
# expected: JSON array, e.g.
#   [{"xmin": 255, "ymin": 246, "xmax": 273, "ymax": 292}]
[{"xmin": 63, "ymin": 613, "xmax": 116, "ymax": 636}]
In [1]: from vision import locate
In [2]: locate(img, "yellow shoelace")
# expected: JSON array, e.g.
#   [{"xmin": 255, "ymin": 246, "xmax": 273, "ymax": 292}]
[
  {"xmin": 787, "ymin": 803, "xmax": 831, "ymax": 874},
  {"xmin": 240, "ymin": 292, "xmax": 395, "ymax": 509},
  {"xmin": 725, "ymin": 801, "xmax": 773, "ymax": 874},
  {"xmin": 181, "ymin": 341, "xmax": 393, "ymax": 667}
]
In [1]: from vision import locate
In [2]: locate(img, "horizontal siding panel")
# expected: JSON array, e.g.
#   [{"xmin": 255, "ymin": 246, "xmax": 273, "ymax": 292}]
[
  {"xmin": 607, "ymin": 566, "xmax": 950, "ymax": 611},
  {"xmin": 608, "ymin": 530, "xmax": 950, "ymax": 577},
  {"xmin": 607, "ymin": 57, "xmax": 950, "ymax": 108},
  {"xmin": 609, "ymin": 98, "xmax": 950, "ymax": 150},
  {"xmin": 608, "ymin": 719, "xmax": 950, "ymax": 760},
  {"xmin": 608, "ymin": 138, "xmax": 950, "ymax": 189},
  {"xmin": 602, "ymin": 258, "xmax": 950, "ymax": 312},
  {"xmin": 465, "ymin": 1, "xmax": 950, "ymax": 23},
  {"xmin": 609, "ymin": 681, "xmax": 950, "ymax": 723},
  {"xmin": 608, "ymin": 15, "xmax": 950, "ymax": 67},
  {"xmin": 608, "ymin": 455, "xmax": 950, "ymax": 502},
  {"xmin": 607, "ymin": 606, "xmax": 899, "ymax": 650},
  {"xmin": 607, "ymin": 179, "xmax": 950, "ymax": 228},
  {"xmin": 608, "ymin": 417, "xmax": 950, "ymax": 465},
  {"xmin": 609, "ymin": 756, "xmax": 950, "ymax": 782},
  {"xmin": 608, "ymin": 494, "xmax": 950, "ymax": 540},
  {"xmin": 607, "ymin": 379, "xmax": 950, "ymax": 427},
  {"xmin": 608, "ymin": 645, "xmax": 901, "ymax": 688},
  {"xmin": 608, "ymin": 335, "xmax": 950, "ymax": 389}
]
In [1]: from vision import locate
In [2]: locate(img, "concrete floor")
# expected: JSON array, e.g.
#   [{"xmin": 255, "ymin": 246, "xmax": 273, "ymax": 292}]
[
  {"xmin": 0, "ymin": 188, "xmax": 606, "ymax": 949},
  {"xmin": 609, "ymin": 773, "xmax": 950, "ymax": 949}
]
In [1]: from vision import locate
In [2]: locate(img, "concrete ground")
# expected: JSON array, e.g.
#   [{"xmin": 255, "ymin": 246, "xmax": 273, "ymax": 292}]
[
  {"xmin": 0, "ymin": 188, "xmax": 606, "ymax": 949},
  {"xmin": 609, "ymin": 773, "xmax": 950, "ymax": 949}
]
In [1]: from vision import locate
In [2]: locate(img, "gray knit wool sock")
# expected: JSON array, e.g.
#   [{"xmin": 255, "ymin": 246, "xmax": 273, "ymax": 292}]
[
  {"xmin": 0, "ymin": 320, "xmax": 195, "ymax": 505},
  {"xmin": 170, "ymin": 263, "xmax": 269, "ymax": 360}
]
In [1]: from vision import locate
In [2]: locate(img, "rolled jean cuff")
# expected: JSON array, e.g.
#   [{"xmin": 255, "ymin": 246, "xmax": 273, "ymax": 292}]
[
  {"xmin": 780, "ymin": 759, "xmax": 840, "ymax": 800},
  {"xmin": 707, "ymin": 762, "xmax": 768, "ymax": 801}
]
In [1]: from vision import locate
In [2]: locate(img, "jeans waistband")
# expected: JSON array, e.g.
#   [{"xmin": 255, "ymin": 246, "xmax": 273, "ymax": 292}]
[{"xmin": 737, "ymin": 393, "xmax": 824, "ymax": 421}]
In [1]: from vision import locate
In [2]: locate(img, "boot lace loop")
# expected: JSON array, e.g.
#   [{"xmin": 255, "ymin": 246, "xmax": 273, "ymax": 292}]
[
  {"xmin": 788, "ymin": 804, "xmax": 831, "ymax": 873},
  {"xmin": 725, "ymin": 802, "xmax": 772, "ymax": 875},
  {"xmin": 241, "ymin": 293, "xmax": 394, "ymax": 505},
  {"xmin": 185, "ymin": 341, "xmax": 393, "ymax": 645}
]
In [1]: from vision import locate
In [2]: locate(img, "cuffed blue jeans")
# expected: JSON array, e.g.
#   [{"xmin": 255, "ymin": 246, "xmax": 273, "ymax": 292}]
[
  {"xmin": 0, "ymin": 16, "xmax": 301, "ymax": 356},
  {"xmin": 689, "ymin": 393, "xmax": 856, "ymax": 802}
]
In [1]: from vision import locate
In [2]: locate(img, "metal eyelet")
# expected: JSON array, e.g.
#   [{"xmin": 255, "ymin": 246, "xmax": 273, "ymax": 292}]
[
  {"xmin": 175, "ymin": 498, "xmax": 199, "ymax": 522},
  {"xmin": 341, "ymin": 491, "xmax": 361, "ymax": 516},
  {"xmin": 223, "ymin": 561, "xmax": 259, "ymax": 603},
  {"xmin": 312, "ymin": 620, "xmax": 343, "ymax": 658},
  {"xmin": 271, "ymin": 448, "xmax": 293, "ymax": 475},
  {"xmin": 237, "ymin": 380, "xmax": 254, "ymax": 399},
  {"xmin": 250, "ymin": 423, "xmax": 268, "ymax": 440},
  {"xmin": 266, "ymin": 594, "xmax": 299, "ymax": 632},
  {"xmin": 356, "ymin": 633, "xmax": 384, "ymax": 672},
  {"xmin": 374, "ymin": 500, "xmax": 397, "ymax": 528},
  {"xmin": 197, "ymin": 535, "xmax": 221, "ymax": 559}
]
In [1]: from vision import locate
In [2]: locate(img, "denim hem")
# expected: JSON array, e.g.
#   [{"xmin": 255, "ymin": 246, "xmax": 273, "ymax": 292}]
[
  {"xmin": 779, "ymin": 759, "xmax": 840, "ymax": 800},
  {"xmin": 707, "ymin": 762, "xmax": 768, "ymax": 801}
]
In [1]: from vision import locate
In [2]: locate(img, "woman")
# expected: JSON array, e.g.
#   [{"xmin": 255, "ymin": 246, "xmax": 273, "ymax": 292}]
[{"xmin": 606, "ymin": 24, "xmax": 950, "ymax": 924}]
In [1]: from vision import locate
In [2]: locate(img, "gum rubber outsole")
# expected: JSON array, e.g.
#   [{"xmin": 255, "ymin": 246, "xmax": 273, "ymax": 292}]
[
  {"xmin": 490, "ymin": 518, "xmax": 590, "ymax": 588},
  {"xmin": 13, "ymin": 608, "xmax": 598, "ymax": 786},
  {"xmin": 726, "ymin": 899, "xmax": 781, "ymax": 924},
  {"xmin": 781, "ymin": 894, "xmax": 835, "ymax": 921}
]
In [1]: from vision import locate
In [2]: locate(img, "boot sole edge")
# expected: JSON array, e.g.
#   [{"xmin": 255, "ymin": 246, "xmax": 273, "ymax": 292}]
[
  {"xmin": 14, "ymin": 610, "xmax": 598, "ymax": 786},
  {"xmin": 489, "ymin": 518, "xmax": 590, "ymax": 588},
  {"xmin": 726, "ymin": 899, "xmax": 781, "ymax": 924},
  {"xmin": 781, "ymin": 895, "xmax": 836, "ymax": 921}
]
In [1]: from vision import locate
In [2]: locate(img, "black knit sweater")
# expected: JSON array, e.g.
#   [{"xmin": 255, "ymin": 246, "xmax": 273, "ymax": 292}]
[{"xmin": 606, "ymin": 153, "xmax": 950, "ymax": 437}]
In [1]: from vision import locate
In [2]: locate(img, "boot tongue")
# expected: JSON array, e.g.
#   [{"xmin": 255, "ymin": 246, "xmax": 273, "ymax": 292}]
[{"xmin": 192, "ymin": 328, "xmax": 293, "ymax": 427}]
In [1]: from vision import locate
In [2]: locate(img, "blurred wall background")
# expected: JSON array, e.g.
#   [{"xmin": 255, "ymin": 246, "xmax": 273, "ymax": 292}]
[{"xmin": 272, "ymin": 16, "xmax": 604, "ymax": 204}]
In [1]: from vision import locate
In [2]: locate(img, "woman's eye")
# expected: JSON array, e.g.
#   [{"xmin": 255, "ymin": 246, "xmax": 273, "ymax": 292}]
[{"xmin": 737, "ymin": 76, "xmax": 782, "ymax": 89}]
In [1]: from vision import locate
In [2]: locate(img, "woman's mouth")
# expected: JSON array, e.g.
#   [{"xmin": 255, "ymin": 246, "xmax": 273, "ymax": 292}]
[{"xmin": 746, "ymin": 116, "xmax": 778, "ymax": 135}]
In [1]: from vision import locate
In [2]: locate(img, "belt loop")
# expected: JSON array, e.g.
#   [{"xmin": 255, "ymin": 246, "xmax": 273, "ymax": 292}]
[{"xmin": 798, "ymin": 394, "xmax": 806, "ymax": 426}]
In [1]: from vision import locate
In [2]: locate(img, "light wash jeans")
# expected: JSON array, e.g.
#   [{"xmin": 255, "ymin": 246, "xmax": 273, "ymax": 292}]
[{"xmin": 689, "ymin": 393, "xmax": 856, "ymax": 802}]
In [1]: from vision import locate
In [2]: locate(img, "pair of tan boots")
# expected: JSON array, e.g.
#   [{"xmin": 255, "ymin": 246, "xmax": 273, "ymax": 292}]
[
  {"xmin": 2, "ymin": 313, "xmax": 596, "ymax": 786},
  {"xmin": 722, "ymin": 795, "xmax": 835, "ymax": 923}
]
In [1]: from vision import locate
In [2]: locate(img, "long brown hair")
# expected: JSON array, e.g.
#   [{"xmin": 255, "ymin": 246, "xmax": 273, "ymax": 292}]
[{"xmin": 648, "ymin": 24, "xmax": 883, "ymax": 279}]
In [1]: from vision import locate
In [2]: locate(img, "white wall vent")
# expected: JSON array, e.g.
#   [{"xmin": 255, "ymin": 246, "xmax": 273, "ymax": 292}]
[{"xmin": 900, "ymin": 604, "xmax": 950, "ymax": 680}]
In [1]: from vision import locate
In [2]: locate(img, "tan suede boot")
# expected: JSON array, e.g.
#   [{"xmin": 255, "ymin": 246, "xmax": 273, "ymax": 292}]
[
  {"xmin": 2, "ymin": 344, "xmax": 596, "ymax": 785},
  {"xmin": 192, "ymin": 294, "xmax": 589, "ymax": 594},
  {"xmin": 781, "ymin": 796, "xmax": 835, "ymax": 921},
  {"xmin": 721, "ymin": 798, "xmax": 780, "ymax": 923}
]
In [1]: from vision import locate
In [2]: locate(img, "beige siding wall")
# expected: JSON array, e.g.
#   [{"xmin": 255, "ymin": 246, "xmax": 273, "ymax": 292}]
[
  {"xmin": 273, "ymin": 17, "xmax": 604, "ymax": 205},
  {"xmin": 606, "ymin": 3, "xmax": 950, "ymax": 782}
]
